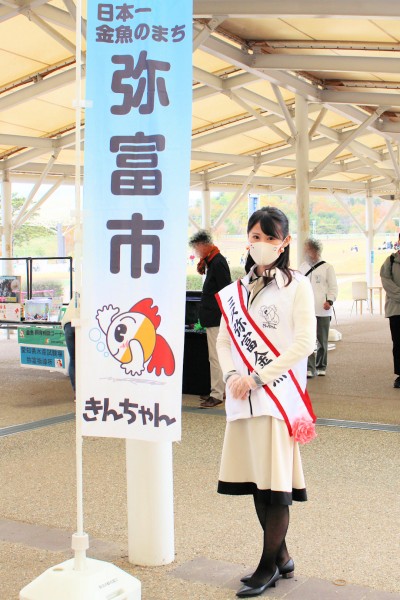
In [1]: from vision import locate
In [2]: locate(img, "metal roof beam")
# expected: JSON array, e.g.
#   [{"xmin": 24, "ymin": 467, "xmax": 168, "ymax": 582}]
[
  {"xmin": 324, "ymin": 103, "xmax": 395, "ymax": 144},
  {"xmin": 193, "ymin": 67, "xmax": 224, "ymax": 91},
  {"xmin": 62, "ymin": 0, "xmax": 87, "ymax": 38},
  {"xmin": 385, "ymin": 140, "xmax": 400, "ymax": 181},
  {"xmin": 5, "ymin": 162, "xmax": 80, "ymax": 178},
  {"xmin": 224, "ymin": 72, "xmax": 262, "ymax": 90},
  {"xmin": 311, "ymin": 107, "xmax": 385, "ymax": 180},
  {"xmin": 321, "ymin": 90, "xmax": 400, "ymax": 107},
  {"xmin": 192, "ymin": 150, "xmax": 254, "ymax": 165},
  {"xmin": 309, "ymin": 107, "xmax": 328, "ymax": 138},
  {"xmin": 346, "ymin": 140, "xmax": 381, "ymax": 163},
  {"xmin": 375, "ymin": 199, "xmax": 400, "ymax": 233},
  {"xmin": 193, "ymin": 16, "xmax": 227, "ymax": 51},
  {"xmin": 213, "ymin": 173, "xmax": 367, "ymax": 191},
  {"xmin": 329, "ymin": 190, "xmax": 365, "ymax": 234},
  {"xmin": 213, "ymin": 164, "xmax": 261, "ymax": 228},
  {"xmin": 203, "ymin": 138, "xmax": 330, "ymax": 180},
  {"xmin": 0, "ymin": 134, "xmax": 55, "ymax": 150},
  {"xmin": 24, "ymin": 9, "xmax": 76, "ymax": 55},
  {"xmin": 254, "ymin": 54, "xmax": 400, "ymax": 74},
  {"xmin": 0, "ymin": 5, "xmax": 18, "ymax": 21},
  {"xmin": 0, "ymin": 130, "xmax": 82, "ymax": 155},
  {"xmin": 234, "ymin": 90, "xmax": 339, "ymax": 140},
  {"xmin": 13, "ymin": 149, "xmax": 61, "ymax": 228},
  {"xmin": 199, "ymin": 35, "xmax": 320, "ymax": 101},
  {"xmin": 265, "ymin": 41, "xmax": 400, "ymax": 52},
  {"xmin": 0, "ymin": 66, "xmax": 83, "ymax": 110},
  {"xmin": 226, "ymin": 90, "xmax": 294, "ymax": 144},
  {"xmin": 349, "ymin": 145, "xmax": 396, "ymax": 183},
  {"xmin": 270, "ymin": 83, "xmax": 297, "ymax": 138},
  {"xmin": 0, "ymin": 0, "xmax": 50, "ymax": 21},
  {"xmin": 2, "ymin": 148, "xmax": 53, "ymax": 171},
  {"xmin": 378, "ymin": 122, "xmax": 400, "ymax": 135},
  {"xmin": 16, "ymin": 177, "xmax": 65, "ymax": 228},
  {"xmin": 34, "ymin": 3, "xmax": 77, "ymax": 31},
  {"xmin": 192, "ymin": 112, "xmax": 288, "ymax": 148},
  {"xmin": 193, "ymin": 0, "xmax": 400, "ymax": 19},
  {"xmin": 193, "ymin": 97, "xmax": 334, "ymax": 151},
  {"xmin": 261, "ymin": 157, "xmax": 391, "ymax": 178}
]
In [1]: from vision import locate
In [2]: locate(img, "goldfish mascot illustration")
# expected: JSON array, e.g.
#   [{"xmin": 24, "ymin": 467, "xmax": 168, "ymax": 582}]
[{"xmin": 96, "ymin": 298, "xmax": 175, "ymax": 377}]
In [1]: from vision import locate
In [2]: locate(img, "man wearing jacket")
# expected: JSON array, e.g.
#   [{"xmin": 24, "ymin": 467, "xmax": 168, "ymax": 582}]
[
  {"xmin": 299, "ymin": 238, "xmax": 338, "ymax": 378},
  {"xmin": 380, "ymin": 238, "xmax": 400, "ymax": 388},
  {"xmin": 189, "ymin": 230, "xmax": 231, "ymax": 408}
]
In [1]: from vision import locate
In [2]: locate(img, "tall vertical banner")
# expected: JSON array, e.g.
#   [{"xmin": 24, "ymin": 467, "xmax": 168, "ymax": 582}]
[{"xmin": 81, "ymin": 1, "xmax": 192, "ymax": 442}]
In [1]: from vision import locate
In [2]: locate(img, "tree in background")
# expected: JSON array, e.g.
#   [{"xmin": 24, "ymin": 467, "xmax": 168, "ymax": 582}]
[
  {"xmin": 11, "ymin": 194, "xmax": 57, "ymax": 256},
  {"xmin": 188, "ymin": 191, "xmax": 398, "ymax": 238}
]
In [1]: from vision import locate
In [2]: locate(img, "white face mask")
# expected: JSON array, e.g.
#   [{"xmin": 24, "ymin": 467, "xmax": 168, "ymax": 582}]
[{"xmin": 249, "ymin": 241, "xmax": 281, "ymax": 266}]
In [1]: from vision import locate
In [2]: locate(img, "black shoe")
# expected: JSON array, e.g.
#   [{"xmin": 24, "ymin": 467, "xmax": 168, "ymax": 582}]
[
  {"xmin": 240, "ymin": 558, "xmax": 294, "ymax": 583},
  {"xmin": 394, "ymin": 377, "xmax": 400, "ymax": 388},
  {"xmin": 236, "ymin": 567, "xmax": 280, "ymax": 597},
  {"xmin": 200, "ymin": 396, "xmax": 223, "ymax": 409},
  {"xmin": 279, "ymin": 558, "xmax": 295, "ymax": 578}
]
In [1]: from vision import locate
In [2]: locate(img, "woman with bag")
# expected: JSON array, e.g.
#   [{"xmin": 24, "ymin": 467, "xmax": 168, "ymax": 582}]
[{"xmin": 216, "ymin": 206, "xmax": 317, "ymax": 598}]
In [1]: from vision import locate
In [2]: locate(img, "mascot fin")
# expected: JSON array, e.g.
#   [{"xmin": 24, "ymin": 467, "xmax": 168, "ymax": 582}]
[{"xmin": 147, "ymin": 334, "xmax": 175, "ymax": 376}]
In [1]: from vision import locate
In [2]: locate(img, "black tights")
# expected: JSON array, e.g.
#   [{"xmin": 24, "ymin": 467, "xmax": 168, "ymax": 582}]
[{"xmin": 249, "ymin": 494, "xmax": 290, "ymax": 587}]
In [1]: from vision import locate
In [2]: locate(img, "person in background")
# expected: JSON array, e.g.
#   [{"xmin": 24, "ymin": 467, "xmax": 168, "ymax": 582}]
[
  {"xmin": 189, "ymin": 230, "xmax": 231, "ymax": 408},
  {"xmin": 299, "ymin": 238, "xmax": 338, "ymax": 378},
  {"xmin": 61, "ymin": 298, "xmax": 78, "ymax": 396},
  {"xmin": 216, "ymin": 206, "xmax": 317, "ymax": 598},
  {"xmin": 380, "ymin": 235, "xmax": 400, "ymax": 388}
]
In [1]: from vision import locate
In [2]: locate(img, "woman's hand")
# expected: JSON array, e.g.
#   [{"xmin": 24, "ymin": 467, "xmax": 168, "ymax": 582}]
[{"xmin": 228, "ymin": 375, "xmax": 258, "ymax": 400}]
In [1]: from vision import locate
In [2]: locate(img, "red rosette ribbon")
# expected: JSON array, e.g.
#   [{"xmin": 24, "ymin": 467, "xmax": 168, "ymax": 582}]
[{"xmin": 292, "ymin": 418, "xmax": 317, "ymax": 444}]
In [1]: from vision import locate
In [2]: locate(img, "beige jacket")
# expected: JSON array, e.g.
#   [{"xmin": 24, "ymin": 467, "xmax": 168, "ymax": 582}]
[{"xmin": 380, "ymin": 252, "xmax": 400, "ymax": 318}]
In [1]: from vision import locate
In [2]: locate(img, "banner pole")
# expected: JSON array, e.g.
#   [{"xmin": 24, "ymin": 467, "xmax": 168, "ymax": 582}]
[{"xmin": 71, "ymin": 0, "xmax": 89, "ymax": 570}]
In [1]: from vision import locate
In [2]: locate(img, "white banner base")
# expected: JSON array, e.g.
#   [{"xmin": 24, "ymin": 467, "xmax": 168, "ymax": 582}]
[
  {"xmin": 126, "ymin": 440, "xmax": 174, "ymax": 566},
  {"xmin": 20, "ymin": 558, "xmax": 141, "ymax": 600}
]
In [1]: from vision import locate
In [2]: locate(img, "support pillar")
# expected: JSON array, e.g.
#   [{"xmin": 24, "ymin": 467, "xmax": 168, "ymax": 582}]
[
  {"xmin": 365, "ymin": 191, "xmax": 374, "ymax": 287},
  {"xmin": 202, "ymin": 184, "xmax": 211, "ymax": 230},
  {"xmin": 126, "ymin": 439, "xmax": 174, "ymax": 566},
  {"xmin": 1, "ymin": 172, "xmax": 13, "ymax": 274},
  {"xmin": 295, "ymin": 95, "xmax": 310, "ymax": 264}
]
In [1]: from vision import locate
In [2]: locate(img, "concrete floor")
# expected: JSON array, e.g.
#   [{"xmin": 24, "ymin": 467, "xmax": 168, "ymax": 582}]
[{"xmin": 0, "ymin": 304, "xmax": 399, "ymax": 599}]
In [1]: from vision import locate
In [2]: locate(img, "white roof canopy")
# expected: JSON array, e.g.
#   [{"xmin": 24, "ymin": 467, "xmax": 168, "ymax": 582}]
[{"xmin": 1, "ymin": 1, "xmax": 400, "ymax": 200}]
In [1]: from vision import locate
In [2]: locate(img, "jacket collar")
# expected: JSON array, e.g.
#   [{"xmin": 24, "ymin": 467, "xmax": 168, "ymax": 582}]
[{"xmin": 243, "ymin": 265, "xmax": 287, "ymax": 289}]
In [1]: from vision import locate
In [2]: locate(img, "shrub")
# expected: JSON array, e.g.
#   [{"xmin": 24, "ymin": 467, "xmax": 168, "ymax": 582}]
[
  {"xmin": 31, "ymin": 279, "xmax": 64, "ymax": 298},
  {"xmin": 186, "ymin": 274, "xmax": 203, "ymax": 290},
  {"xmin": 230, "ymin": 266, "xmax": 245, "ymax": 281}
]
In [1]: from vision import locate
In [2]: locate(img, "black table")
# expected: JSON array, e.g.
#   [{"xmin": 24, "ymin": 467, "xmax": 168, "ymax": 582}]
[{"xmin": 182, "ymin": 329, "xmax": 210, "ymax": 395}]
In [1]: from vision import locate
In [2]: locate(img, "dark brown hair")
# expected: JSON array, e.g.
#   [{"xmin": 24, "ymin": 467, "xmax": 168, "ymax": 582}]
[{"xmin": 245, "ymin": 206, "xmax": 293, "ymax": 285}]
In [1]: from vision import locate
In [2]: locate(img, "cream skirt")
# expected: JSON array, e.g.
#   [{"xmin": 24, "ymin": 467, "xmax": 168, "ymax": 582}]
[{"xmin": 218, "ymin": 415, "xmax": 307, "ymax": 505}]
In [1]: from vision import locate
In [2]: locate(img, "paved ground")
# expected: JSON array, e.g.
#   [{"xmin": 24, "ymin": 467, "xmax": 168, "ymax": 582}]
[{"xmin": 0, "ymin": 302, "xmax": 399, "ymax": 599}]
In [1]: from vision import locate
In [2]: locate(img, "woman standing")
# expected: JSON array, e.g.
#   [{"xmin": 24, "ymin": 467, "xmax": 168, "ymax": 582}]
[{"xmin": 216, "ymin": 206, "xmax": 317, "ymax": 598}]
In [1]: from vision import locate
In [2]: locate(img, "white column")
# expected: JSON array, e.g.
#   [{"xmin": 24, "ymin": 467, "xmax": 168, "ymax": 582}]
[
  {"xmin": 202, "ymin": 184, "xmax": 211, "ymax": 230},
  {"xmin": 1, "ymin": 172, "xmax": 13, "ymax": 273},
  {"xmin": 126, "ymin": 439, "xmax": 174, "ymax": 566},
  {"xmin": 365, "ymin": 192, "xmax": 374, "ymax": 287},
  {"xmin": 295, "ymin": 94, "xmax": 309, "ymax": 264}
]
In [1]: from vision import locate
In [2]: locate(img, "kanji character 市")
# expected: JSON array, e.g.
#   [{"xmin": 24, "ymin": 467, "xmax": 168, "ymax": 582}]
[{"xmin": 107, "ymin": 212, "xmax": 164, "ymax": 279}]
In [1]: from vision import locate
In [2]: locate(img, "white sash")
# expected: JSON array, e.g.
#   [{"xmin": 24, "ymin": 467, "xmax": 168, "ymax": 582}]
[{"xmin": 217, "ymin": 279, "xmax": 316, "ymax": 436}]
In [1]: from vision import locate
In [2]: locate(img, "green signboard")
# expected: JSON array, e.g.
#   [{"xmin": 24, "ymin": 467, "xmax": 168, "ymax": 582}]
[{"xmin": 18, "ymin": 325, "xmax": 66, "ymax": 347}]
